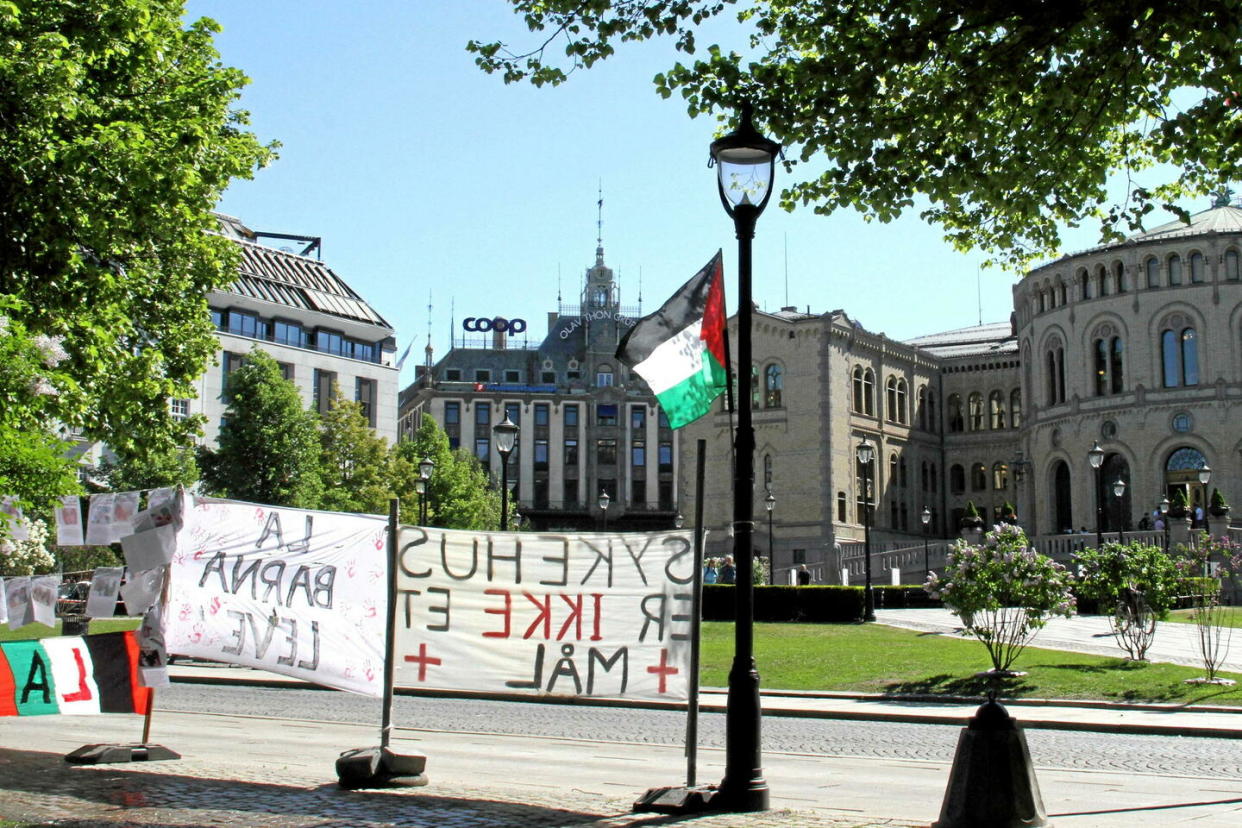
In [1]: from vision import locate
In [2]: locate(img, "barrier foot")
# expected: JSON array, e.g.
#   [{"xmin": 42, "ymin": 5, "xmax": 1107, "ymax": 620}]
[
  {"xmin": 336, "ymin": 747, "xmax": 428, "ymax": 789},
  {"xmin": 633, "ymin": 785, "xmax": 720, "ymax": 814},
  {"xmin": 65, "ymin": 743, "xmax": 180, "ymax": 764}
]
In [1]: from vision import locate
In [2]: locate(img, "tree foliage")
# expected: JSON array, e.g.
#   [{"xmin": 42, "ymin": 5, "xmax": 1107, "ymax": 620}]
[
  {"xmin": 318, "ymin": 384, "xmax": 397, "ymax": 516},
  {"xmin": 0, "ymin": 0, "xmax": 274, "ymax": 472},
  {"xmin": 1075, "ymin": 540, "xmax": 1181, "ymax": 660},
  {"xmin": 471, "ymin": 0, "xmax": 1242, "ymax": 268},
  {"xmin": 396, "ymin": 418, "xmax": 507, "ymax": 530},
  {"xmin": 199, "ymin": 350, "xmax": 322, "ymax": 508}
]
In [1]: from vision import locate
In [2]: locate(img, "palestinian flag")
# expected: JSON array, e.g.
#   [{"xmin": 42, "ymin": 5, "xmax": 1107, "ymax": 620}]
[
  {"xmin": 617, "ymin": 251, "xmax": 728, "ymax": 428},
  {"xmin": 0, "ymin": 630, "xmax": 151, "ymax": 716}
]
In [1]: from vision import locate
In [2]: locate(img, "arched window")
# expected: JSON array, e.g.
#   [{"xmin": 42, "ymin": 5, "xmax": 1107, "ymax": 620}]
[
  {"xmin": 852, "ymin": 366, "xmax": 864, "ymax": 413},
  {"xmin": 889, "ymin": 453, "xmax": 899, "ymax": 488},
  {"xmin": 970, "ymin": 463, "xmax": 987, "ymax": 491},
  {"xmin": 967, "ymin": 392, "xmax": 984, "ymax": 431},
  {"xmin": 1110, "ymin": 337, "xmax": 1124, "ymax": 393},
  {"xmin": 764, "ymin": 454, "xmax": 773, "ymax": 490},
  {"xmin": 1168, "ymin": 254, "xmax": 1183, "ymax": 286},
  {"xmin": 885, "ymin": 376, "xmax": 898, "ymax": 422},
  {"xmin": 862, "ymin": 369, "xmax": 875, "ymax": 415},
  {"xmin": 1146, "ymin": 257, "xmax": 1160, "ymax": 288},
  {"xmin": 1037, "ymin": 291, "xmax": 1046, "ymax": 313},
  {"xmin": 1226, "ymin": 249, "xmax": 1240, "ymax": 281},
  {"xmin": 950, "ymin": 464, "xmax": 966, "ymax": 493},
  {"xmin": 993, "ymin": 462, "xmax": 1009, "ymax": 490},
  {"xmin": 900, "ymin": 456, "xmax": 908, "ymax": 488},
  {"xmin": 921, "ymin": 461, "xmax": 929, "ymax": 492},
  {"xmin": 837, "ymin": 491, "xmax": 847, "ymax": 522},
  {"xmin": 1010, "ymin": 388, "xmax": 1022, "ymax": 428},
  {"xmin": 596, "ymin": 365, "xmax": 614, "ymax": 386},
  {"xmin": 751, "ymin": 364, "xmax": 760, "ymax": 409},
  {"xmin": 917, "ymin": 386, "xmax": 927, "ymax": 430},
  {"xmin": 947, "ymin": 394, "xmax": 964, "ymax": 433},
  {"xmin": 927, "ymin": 390, "xmax": 937, "ymax": 433},
  {"xmin": 1093, "ymin": 338, "xmax": 1108, "ymax": 396},
  {"xmin": 1045, "ymin": 344, "xmax": 1065, "ymax": 404},
  {"xmin": 890, "ymin": 500, "xmax": 899, "ymax": 528},
  {"xmin": 1162, "ymin": 324, "xmax": 1199, "ymax": 387},
  {"xmin": 1115, "ymin": 262, "xmax": 1128, "ymax": 293},
  {"xmin": 1097, "ymin": 265, "xmax": 1110, "ymax": 296},
  {"xmin": 988, "ymin": 390, "xmax": 1005, "ymax": 429},
  {"xmin": 764, "ymin": 363, "xmax": 783, "ymax": 408},
  {"xmin": 895, "ymin": 379, "xmax": 907, "ymax": 424},
  {"xmin": 1080, "ymin": 268, "xmax": 1093, "ymax": 300},
  {"xmin": 1057, "ymin": 279, "xmax": 1067, "ymax": 305},
  {"xmin": 1190, "ymin": 252, "xmax": 1206, "ymax": 284},
  {"xmin": 929, "ymin": 462, "xmax": 938, "ymax": 493}
]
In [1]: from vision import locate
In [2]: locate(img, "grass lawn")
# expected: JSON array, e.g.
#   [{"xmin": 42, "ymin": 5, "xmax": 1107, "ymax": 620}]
[
  {"xmin": 701, "ymin": 621, "xmax": 1242, "ymax": 706},
  {"xmin": 0, "ymin": 618, "xmax": 138, "ymax": 643},
  {"xmin": 1165, "ymin": 606, "xmax": 1242, "ymax": 628}
]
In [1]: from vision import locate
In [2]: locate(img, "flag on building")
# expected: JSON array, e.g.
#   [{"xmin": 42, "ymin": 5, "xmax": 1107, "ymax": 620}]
[{"xmin": 616, "ymin": 251, "xmax": 728, "ymax": 428}]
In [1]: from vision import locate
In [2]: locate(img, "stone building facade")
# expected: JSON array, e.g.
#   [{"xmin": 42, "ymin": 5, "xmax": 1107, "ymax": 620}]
[
  {"xmin": 399, "ymin": 244, "xmax": 679, "ymax": 532},
  {"xmin": 681, "ymin": 199, "xmax": 1242, "ymax": 581}
]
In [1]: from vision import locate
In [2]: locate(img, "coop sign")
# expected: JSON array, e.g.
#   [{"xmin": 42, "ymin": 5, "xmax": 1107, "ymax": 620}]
[{"xmin": 462, "ymin": 316, "xmax": 527, "ymax": 334}]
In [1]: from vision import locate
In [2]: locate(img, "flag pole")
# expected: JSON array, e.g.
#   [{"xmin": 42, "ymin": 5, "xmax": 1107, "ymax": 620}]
[{"xmin": 685, "ymin": 439, "xmax": 707, "ymax": 787}]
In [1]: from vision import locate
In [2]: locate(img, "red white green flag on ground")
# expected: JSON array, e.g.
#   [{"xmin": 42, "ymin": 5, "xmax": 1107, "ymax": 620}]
[
  {"xmin": 616, "ymin": 251, "xmax": 728, "ymax": 428},
  {"xmin": 0, "ymin": 631, "xmax": 151, "ymax": 716}
]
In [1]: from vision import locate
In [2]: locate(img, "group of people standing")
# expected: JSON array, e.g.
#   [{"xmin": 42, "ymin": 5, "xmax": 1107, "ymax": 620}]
[{"xmin": 703, "ymin": 555, "xmax": 736, "ymax": 584}]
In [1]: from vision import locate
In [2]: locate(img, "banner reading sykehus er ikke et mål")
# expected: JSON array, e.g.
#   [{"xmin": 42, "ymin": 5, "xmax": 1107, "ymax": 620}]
[{"xmin": 393, "ymin": 526, "xmax": 695, "ymax": 700}]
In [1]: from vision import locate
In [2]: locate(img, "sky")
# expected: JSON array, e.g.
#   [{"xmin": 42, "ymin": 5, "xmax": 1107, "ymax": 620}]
[{"xmin": 187, "ymin": 1, "xmax": 1165, "ymax": 385}]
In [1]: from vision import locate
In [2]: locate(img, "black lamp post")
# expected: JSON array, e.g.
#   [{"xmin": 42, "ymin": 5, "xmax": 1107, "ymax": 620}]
[
  {"xmin": 674, "ymin": 512, "xmax": 685, "ymax": 530},
  {"xmin": 1199, "ymin": 465, "xmax": 1212, "ymax": 535},
  {"xmin": 418, "ymin": 456, "xmax": 435, "ymax": 525},
  {"xmin": 921, "ymin": 506, "xmax": 931, "ymax": 578},
  {"xmin": 598, "ymin": 490, "xmax": 610, "ymax": 532},
  {"xmin": 1159, "ymin": 495, "xmax": 1170, "ymax": 553},
  {"xmin": 764, "ymin": 492, "xmax": 775, "ymax": 568},
  {"xmin": 493, "ymin": 416, "xmax": 519, "ymax": 530},
  {"xmin": 709, "ymin": 101, "xmax": 780, "ymax": 813},
  {"xmin": 857, "ymin": 439, "xmax": 876, "ymax": 622},
  {"xmin": 1088, "ymin": 441, "xmax": 1105, "ymax": 548},
  {"xmin": 1112, "ymin": 478, "xmax": 1126, "ymax": 543}
]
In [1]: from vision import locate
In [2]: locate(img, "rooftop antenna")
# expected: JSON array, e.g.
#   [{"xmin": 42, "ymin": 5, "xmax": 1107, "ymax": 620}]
[
  {"xmin": 596, "ymin": 180, "xmax": 605, "ymax": 266},
  {"xmin": 638, "ymin": 266, "xmax": 644, "ymax": 314},
  {"xmin": 424, "ymin": 290, "xmax": 433, "ymax": 372},
  {"xmin": 784, "ymin": 233, "xmax": 789, "ymax": 308},
  {"xmin": 976, "ymin": 264, "xmax": 983, "ymax": 326},
  {"xmin": 449, "ymin": 296, "xmax": 455, "ymax": 350}
]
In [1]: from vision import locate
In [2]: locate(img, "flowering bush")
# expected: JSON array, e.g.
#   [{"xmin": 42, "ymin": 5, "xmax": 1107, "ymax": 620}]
[
  {"xmin": 1075, "ymin": 541, "xmax": 1181, "ymax": 660},
  {"xmin": 1175, "ymin": 533, "xmax": 1242, "ymax": 684},
  {"xmin": 0, "ymin": 518, "xmax": 55, "ymax": 576},
  {"xmin": 925, "ymin": 523, "xmax": 1076, "ymax": 674}
]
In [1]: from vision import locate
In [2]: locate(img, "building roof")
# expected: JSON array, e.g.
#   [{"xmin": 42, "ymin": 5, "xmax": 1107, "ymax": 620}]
[
  {"xmin": 1129, "ymin": 204, "xmax": 1242, "ymax": 243},
  {"xmin": 215, "ymin": 214, "xmax": 392, "ymax": 331},
  {"xmin": 904, "ymin": 321, "xmax": 1017, "ymax": 359}
]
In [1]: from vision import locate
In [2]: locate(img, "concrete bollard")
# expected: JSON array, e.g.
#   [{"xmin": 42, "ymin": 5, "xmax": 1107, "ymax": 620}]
[{"xmin": 932, "ymin": 696, "xmax": 1050, "ymax": 828}]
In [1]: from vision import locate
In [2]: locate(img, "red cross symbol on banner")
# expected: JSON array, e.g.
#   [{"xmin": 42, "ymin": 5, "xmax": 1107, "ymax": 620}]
[
  {"xmin": 403, "ymin": 643, "xmax": 442, "ymax": 682},
  {"xmin": 646, "ymin": 648, "xmax": 679, "ymax": 694}
]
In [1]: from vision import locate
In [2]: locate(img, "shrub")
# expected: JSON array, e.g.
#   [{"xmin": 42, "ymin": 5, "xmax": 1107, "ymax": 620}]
[
  {"xmin": 1075, "ymin": 541, "xmax": 1180, "ymax": 660},
  {"xmin": 925, "ymin": 523, "xmax": 1075, "ymax": 674}
]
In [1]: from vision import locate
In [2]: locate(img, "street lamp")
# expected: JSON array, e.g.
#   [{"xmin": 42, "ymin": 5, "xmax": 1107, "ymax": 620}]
[
  {"xmin": 921, "ymin": 506, "xmax": 932, "ymax": 578},
  {"xmin": 1112, "ymin": 478, "xmax": 1126, "ymax": 543},
  {"xmin": 856, "ymin": 439, "xmax": 876, "ymax": 623},
  {"xmin": 493, "ymin": 416, "xmax": 519, "ymax": 531},
  {"xmin": 598, "ymin": 490, "xmax": 611, "ymax": 532},
  {"xmin": 1088, "ymin": 441, "xmax": 1105, "ymax": 548},
  {"xmin": 414, "ymin": 478, "xmax": 427, "ymax": 525},
  {"xmin": 1159, "ymin": 495, "xmax": 1170, "ymax": 552},
  {"xmin": 674, "ymin": 512, "xmax": 685, "ymax": 530},
  {"xmin": 1199, "ymin": 465, "xmax": 1212, "ymax": 534},
  {"xmin": 418, "ymin": 456, "xmax": 435, "ymax": 525},
  {"xmin": 709, "ymin": 101, "xmax": 780, "ymax": 813},
  {"xmin": 764, "ymin": 492, "xmax": 775, "ymax": 568}
]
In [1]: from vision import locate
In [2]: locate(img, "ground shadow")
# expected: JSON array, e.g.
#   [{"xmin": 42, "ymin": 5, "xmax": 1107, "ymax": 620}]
[
  {"xmin": 881, "ymin": 672, "xmax": 1036, "ymax": 698},
  {"xmin": 0, "ymin": 746, "xmax": 700, "ymax": 828}
]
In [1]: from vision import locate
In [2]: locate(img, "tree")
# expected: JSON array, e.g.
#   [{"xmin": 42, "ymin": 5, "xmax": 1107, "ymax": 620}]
[
  {"xmin": 199, "ymin": 350, "xmax": 321, "ymax": 508},
  {"xmin": 925, "ymin": 524, "xmax": 1076, "ymax": 674},
  {"xmin": 0, "ymin": 1, "xmax": 274, "ymax": 475},
  {"xmin": 396, "ymin": 418, "xmax": 507, "ymax": 530},
  {"xmin": 97, "ymin": 442, "xmax": 200, "ymax": 493},
  {"xmin": 0, "ymin": 519, "xmax": 56, "ymax": 576},
  {"xmin": 471, "ymin": 1, "xmax": 1242, "ymax": 268},
  {"xmin": 318, "ymin": 384, "xmax": 397, "ymax": 516},
  {"xmin": 1075, "ymin": 541, "xmax": 1181, "ymax": 660}
]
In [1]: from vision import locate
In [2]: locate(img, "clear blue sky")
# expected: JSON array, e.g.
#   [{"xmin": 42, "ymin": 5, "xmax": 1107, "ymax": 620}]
[{"xmin": 188, "ymin": 1, "xmax": 1149, "ymax": 383}]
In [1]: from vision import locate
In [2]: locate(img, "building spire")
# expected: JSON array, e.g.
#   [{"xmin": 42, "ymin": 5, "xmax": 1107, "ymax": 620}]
[{"xmin": 596, "ymin": 180, "xmax": 605, "ymax": 266}]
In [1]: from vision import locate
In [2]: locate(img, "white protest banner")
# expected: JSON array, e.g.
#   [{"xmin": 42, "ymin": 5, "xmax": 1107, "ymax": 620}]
[
  {"xmin": 84, "ymin": 493, "xmax": 115, "ymax": 546},
  {"xmin": 55, "ymin": 496, "xmax": 84, "ymax": 546},
  {"xmin": 111, "ymin": 491, "xmax": 140, "ymax": 542},
  {"xmin": 0, "ymin": 578, "xmax": 7, "ymax": 624},
  {"xmin": 165, "ymin": 496, "xmax": 388, "ymax": 697},
  {"xmin": 30, "ymin": 576, "xmax": 58, "ymax": 627},
  {"xmin": 393, "ymin": 527, "xmax": 695, "ymax": 701},
  {"xmin": 86, "ymin": 567, "xmax": 124, "ymax": 618},
  {"xmin": 6, "ymin": 576, "xmax": 32, "ymax": 630}
]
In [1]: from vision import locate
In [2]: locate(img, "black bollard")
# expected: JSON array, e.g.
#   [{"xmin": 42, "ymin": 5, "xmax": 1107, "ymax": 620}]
[{"xmin": 932, "ymin": 695, "xmax": 1050, "ymax": 828}]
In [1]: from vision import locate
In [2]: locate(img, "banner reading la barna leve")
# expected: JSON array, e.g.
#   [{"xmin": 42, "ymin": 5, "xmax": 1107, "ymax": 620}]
[
  {"xmin": 164, "ymin": 498, "xmax": 389, "ymax": 697},
  {"xmin": 393, "ymin": 526, "xmax": 695, "ymax": 700}
]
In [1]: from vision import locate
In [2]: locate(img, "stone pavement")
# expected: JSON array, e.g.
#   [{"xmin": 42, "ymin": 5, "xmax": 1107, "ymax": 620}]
[{"xmin": 3, "ymin": 609, "xmax": 1242, "ymax": 827}]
